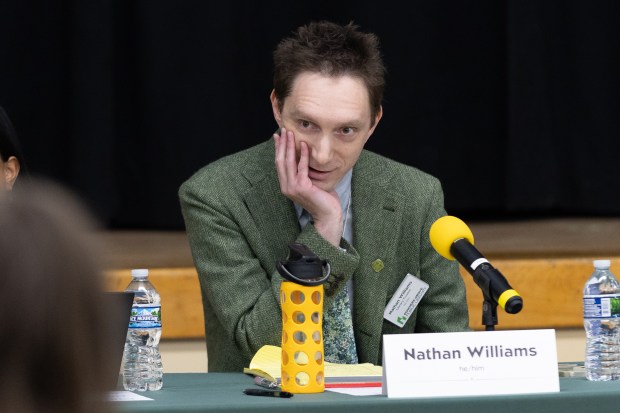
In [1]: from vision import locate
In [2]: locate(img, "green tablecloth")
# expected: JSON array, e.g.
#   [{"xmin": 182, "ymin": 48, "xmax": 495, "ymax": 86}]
[{"xmin": 116, "ymin": 373, "xmax": 620, "ymax": 413}]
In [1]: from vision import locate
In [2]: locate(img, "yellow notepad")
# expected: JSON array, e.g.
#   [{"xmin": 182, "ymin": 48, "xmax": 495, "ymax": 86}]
[
  {"xmin": 243, "ymin": 345, "xmax": 383, "ymax": 382},
  {"xmin": 243, "ymin": 345, "xmax": 282, "ymax": 381}
]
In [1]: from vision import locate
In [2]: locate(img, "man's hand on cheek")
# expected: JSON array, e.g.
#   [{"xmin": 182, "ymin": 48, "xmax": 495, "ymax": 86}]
[{"xmin": 274, "ymin": 128, "xmax": 343, "ymax": 246}]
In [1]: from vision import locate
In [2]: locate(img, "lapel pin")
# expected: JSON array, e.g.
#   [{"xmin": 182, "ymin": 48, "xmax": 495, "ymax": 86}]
[{"xmin": 371, "ymin": 259, "xmax": 384, "ymax": 273}]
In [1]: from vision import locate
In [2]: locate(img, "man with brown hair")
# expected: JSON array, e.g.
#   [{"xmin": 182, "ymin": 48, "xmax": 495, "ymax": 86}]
[{"xmin": 180, "ymin": 20, "xmax": 469, "ymax": 372}]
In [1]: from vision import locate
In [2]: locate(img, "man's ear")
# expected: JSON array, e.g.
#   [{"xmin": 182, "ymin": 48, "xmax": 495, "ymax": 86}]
[
  {"xmin": 366, "ymin": 105, "xmax": 383, "ymax": 142},
  {"xmin": 3, "ymin": 156, "xmax": 20, "ymax": 190},
  {"xmin": 270, "ymin": 90, "xmax": 283, "ymax": 127},
  {"xmin": 372, "ymin": 105, "xmax": 383, "ymax": 130}
]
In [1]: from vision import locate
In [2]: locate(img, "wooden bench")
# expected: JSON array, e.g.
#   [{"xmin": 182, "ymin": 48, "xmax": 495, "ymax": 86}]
[
  {"xmin": 102, "ymin": 218, "xmax": 620, "ymax": 339},
  {"xmin": 104, "ymin": 257, "xmax": 617, "ymax": 338}
]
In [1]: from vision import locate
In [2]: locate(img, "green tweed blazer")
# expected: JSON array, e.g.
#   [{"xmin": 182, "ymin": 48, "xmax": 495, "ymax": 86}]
[{"xmin": 179, "ymin": 139, "xmax": 469, "ymax": 372}]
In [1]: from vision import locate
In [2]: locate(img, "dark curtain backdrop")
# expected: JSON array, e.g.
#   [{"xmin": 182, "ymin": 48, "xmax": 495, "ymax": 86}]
[{"xmin": 1, "ymin": 1, "xmax": 618, "ymax": 230}]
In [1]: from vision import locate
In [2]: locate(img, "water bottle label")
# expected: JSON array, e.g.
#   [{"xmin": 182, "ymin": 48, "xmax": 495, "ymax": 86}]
[
  {"xmin": 583, "ymin": 295, "xmax": 620, "ymax": 318},
  {"xmin": 129, "ymin": 305, "xmax": 162, "ymax": 328}
]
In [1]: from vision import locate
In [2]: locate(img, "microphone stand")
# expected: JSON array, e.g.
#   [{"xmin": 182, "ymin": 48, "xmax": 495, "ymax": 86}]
[
  {"xmin": 482, "ymin": 295, "xmax": 498, "ymax": 331},
  {"xmin": 475, "ymin": 263, "xmax": 524, "ymax": 331},
  {"xmin": 450, "ymin": 241, "xmax": 522, "ymax": 331},
  {"xmin": 474, "ymin": 263, "xmax": 502, "ymax": 331}
]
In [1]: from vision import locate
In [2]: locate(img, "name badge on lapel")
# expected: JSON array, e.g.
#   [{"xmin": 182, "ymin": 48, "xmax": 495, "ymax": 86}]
[{"xmin": 383, "ymin": 273, "xmax": 428, "ymax": 327}]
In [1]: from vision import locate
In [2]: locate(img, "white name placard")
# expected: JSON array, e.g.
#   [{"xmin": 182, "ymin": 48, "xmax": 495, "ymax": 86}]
[{"xmin": 382, "ymin": 329, "xmax": 559, "ymax": 398}]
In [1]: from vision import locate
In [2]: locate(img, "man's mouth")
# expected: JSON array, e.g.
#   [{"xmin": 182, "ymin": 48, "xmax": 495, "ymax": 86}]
[{"xmin": 308, "ymin": 167, "xmax": 331, "ymax": 180}]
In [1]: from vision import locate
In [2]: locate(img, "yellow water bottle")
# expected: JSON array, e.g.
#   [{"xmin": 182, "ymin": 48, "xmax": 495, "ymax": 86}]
[{"xmin": 277, "ymin": 243, "xmax": 330, "ymax": 394}]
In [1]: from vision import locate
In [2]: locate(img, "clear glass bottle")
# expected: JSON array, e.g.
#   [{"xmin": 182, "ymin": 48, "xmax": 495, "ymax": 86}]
[
  {"xmin": 122, "ymin": 269, "xmax": 164, "ymax": 391},
  {"xmin": 583, "ymin": 259, "xmax": 620, "ymax": 381}
]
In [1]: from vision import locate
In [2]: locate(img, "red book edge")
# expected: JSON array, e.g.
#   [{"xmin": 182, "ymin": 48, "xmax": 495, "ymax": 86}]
[{"xmin": 324, "ymin": 382, "xmax": 382, "ymax": 388}]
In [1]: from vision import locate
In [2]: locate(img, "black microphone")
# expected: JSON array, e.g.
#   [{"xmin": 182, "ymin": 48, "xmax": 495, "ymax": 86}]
[{"xmin": 429, "ymin": 216, "xmax": 523, "ymax": 314}]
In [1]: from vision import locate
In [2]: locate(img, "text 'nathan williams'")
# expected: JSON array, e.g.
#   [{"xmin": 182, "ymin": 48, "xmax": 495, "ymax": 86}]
[{"xmin": 404, "ymin": 345, "xmax": 538, "ymax": 361}]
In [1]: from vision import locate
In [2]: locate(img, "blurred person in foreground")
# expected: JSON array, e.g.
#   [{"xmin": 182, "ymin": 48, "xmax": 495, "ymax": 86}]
[
  {"xmin": 179, "ymin": 20, "xmax": 469, "ymax": 372},
  {"xmin": 0, "ymin": 105, "xmax": 26, "ymax": 192},
  {"xmin": 0, "ymin": 180, "xmax": 116, "ymax": 413}
]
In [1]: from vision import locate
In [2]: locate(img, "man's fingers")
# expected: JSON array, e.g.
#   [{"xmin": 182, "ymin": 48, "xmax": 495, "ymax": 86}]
[
  {"xmin": 275, "ymin": 128, "xmax": 301, "ymax": 194},
  {"xmin": 297, "ymin": 141, "xmax": 309, "ymax": 177},
  {"xmin": 284, "ymin": 130, "xmax": 298, "ymax": 181},
  {"xmin": 274, "ymin": 128, "xmax": 315, "ymax": 206},
  {"xmin": 274, "ymin": 127, "xmax": 287, "ymax": 162},
  {"xmin": 274, "ymin": 129, "xmax": 289, "ymax": 189}
]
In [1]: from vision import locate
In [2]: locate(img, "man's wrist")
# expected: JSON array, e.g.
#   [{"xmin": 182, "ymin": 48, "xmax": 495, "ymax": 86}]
[{"xmin": 312, "ymin": 219, "xmax": 343, "ymax": 247}]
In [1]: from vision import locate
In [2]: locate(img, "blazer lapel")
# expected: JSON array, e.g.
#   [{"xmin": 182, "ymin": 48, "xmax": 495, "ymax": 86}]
[{"xmin": 351, "ymin": 151, "xmax": 404, "ymax": 363}]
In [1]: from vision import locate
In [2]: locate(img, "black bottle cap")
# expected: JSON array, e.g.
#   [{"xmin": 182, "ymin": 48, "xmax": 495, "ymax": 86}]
[{"xmin": 276, "ymin": 243, "xmax": 330, "ymax": 286}]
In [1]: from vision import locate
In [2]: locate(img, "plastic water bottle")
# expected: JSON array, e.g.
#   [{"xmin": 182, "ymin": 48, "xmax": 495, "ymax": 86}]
[
  {"xmin": 583, "ymin": 259, "xmax": 620, "ymax": 381},
  {"xmin": 122, "ymin": 269, "xmax": 164, "ymax": 391}
]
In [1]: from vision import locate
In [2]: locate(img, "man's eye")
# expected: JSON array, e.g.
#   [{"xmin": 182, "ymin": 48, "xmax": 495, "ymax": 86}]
[
  {"xmin": 300, "ymin": 120, "xmax": 311, "ymax": 128},
  {"xmin": 341, "ymin": 127, "xmax": 355, "ymax": 135}
]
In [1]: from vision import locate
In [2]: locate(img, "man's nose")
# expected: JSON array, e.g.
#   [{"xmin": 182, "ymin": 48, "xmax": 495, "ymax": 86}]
[{"xmin": 310, "ymin": 134, "xmax": 332, "ymax": 165}]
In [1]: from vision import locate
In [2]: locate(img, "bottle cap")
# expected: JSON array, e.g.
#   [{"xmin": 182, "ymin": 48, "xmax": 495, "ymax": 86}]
[
  {"xmin": 276, "ymin": 243, "xmax": 330, "ymax": 286},
  {"xmin": 131, "ymin": 268, "xmax": 149, "ymax": 278},
  {"xmin": 593, "ymin": 260, "xmax": 611, "ymax": 269}
]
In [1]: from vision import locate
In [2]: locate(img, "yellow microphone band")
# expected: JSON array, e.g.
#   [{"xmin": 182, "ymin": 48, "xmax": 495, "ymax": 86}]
[{"xmin": 498, "ymin": 289, "xmax": 520, "ymax": 309}]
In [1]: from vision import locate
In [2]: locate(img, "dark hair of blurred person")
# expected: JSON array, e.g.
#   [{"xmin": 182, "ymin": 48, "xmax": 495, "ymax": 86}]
[
  {"xmin": 0, "ymin": 180, "xmax": 116, "ymax": 413},
  {"xmin": 0, "ymin": 105, "xmax": 27, "ymax": 192}
]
